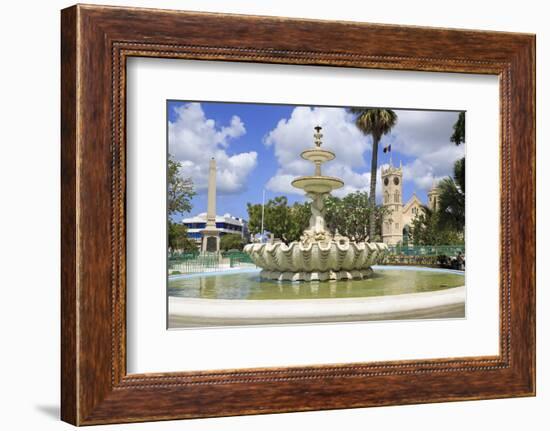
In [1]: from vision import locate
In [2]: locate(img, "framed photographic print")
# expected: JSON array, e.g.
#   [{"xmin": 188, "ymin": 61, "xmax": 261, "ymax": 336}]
[{"xmin": 61, "ymin": 4, "xmax": 535, "ymax": 425}]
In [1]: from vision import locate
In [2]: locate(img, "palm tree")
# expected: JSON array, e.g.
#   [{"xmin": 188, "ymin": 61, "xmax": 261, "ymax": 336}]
[
  {"xmin": 438, "ymin": 111, "xmax": 466, "ymax": 232},
  {"xmin": 349, "ymin": 108, "xmax": 398, "ymax": 241},
  {"xmin": 450, "ymin": 111, "xmax": 465, "ymax": 145},
  {"xmin": 437, "ymin": 158, "xmax": 465, "ymax": 231}
]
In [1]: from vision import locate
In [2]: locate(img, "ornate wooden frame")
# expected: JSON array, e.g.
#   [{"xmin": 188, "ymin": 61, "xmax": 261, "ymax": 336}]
[{"xmin": 61, "ymin": 4, "xmax": 535, "ymax": 425}]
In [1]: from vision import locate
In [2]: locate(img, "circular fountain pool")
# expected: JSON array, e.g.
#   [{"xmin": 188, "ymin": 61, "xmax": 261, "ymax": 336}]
[
  {"xmin": 168, "ymin": 266, "xmax": 465, "ymax": 328},
  {"xmin": 169, "ymin": 266, "xmax": 464, "ymax": 300}
]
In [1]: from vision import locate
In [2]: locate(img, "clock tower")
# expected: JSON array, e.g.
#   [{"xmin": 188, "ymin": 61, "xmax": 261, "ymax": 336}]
[{"xmin": 381, "ymin": 163, "xmax": 404, "ymax": 245}]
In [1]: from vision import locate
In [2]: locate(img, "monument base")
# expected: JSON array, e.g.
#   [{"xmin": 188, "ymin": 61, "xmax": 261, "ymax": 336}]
[
  {"xmin": 260, "ymin": 267, "xmax": 374, "ymax": 282},
  {"xmin": 201, "ymin": 229, "xmax": 220, "ymax": 253}
]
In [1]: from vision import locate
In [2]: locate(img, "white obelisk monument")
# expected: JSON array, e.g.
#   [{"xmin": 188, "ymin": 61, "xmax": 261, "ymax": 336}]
[{"xmin": 201, "ymin": 157, "xmax": 220, "ymax": 253}]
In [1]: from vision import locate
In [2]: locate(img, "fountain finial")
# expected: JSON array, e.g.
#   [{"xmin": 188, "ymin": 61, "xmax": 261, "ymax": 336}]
[{"xmin": 313, "ymin": 125, "xmax": 323, "ymax": 147}]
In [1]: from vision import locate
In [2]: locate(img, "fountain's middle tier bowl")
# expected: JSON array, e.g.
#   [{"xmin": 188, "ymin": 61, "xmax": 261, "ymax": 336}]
[
  {"xmin": 300, "ymin": 148, "xmax": 335, "ymax": 163},
  {"xmin": 244, "ymin": 240, "xmax": 388, "ymax": 281},
  {"xmin": 291, "ymin": 175, "xmax": 344, "ymax": 194}
]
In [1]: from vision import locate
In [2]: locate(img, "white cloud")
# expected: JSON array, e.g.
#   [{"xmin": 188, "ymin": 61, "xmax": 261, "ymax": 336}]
[
  {"xmin": 168, "ymin": 103, "xmax": 257, "ymax": 194},
  {"xmin": 265, "ymin": 174, "xmax": 297, "ymax": 195},
  {"xmin": 172, "ymin": 104, "xmax": 464, "ymax": 203},
  {"xmin": 265, "ymin": 104, "xmax": 465, "ymax": 201},
  {"xmin": 388, "ymin": 110, "xmax": 465, "ymax": 193},
  {"xmin": 388, "ymin": 110, "xmax": 458, "ymax": 156},
  {"xmin": 402, "ymin": 159, "xmax": 444, "ymax": 192},
  {"xmin": 264, "ymin": 107, "xmax": 370, "ymax": 169},
  {"xmin": 264, "ymin": 106, "xmax": 373, "ymax": 197}
]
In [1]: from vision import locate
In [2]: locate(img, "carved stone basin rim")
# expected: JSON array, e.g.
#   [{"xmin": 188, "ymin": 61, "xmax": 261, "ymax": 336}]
[{"xmin": 244, "ymin": 240, "xmax": 389, "ymax": 281}]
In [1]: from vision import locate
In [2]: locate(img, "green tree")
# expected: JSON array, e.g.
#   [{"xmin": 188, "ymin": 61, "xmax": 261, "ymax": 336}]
[
  {"xmin": 220, "ymin": 233, "xmax": 245, "ymax": 251},
  {"xmin": 168, "ymin": 154, "xmax": 195, "ymax": 221},
  {"xmin": 410, "ymin": 206, "xmax": 437, "ymax": 245},
  {"xmin": 325, "ymin": 191, "xmax": 387, "ymax": 242},
  {"xmin": 246, "ymin": 202, "xmax": 263, "ymax": 237},
  {"xmin": 410, "ymin": 205, "xmax": 463, "ymax": 246},
  {"xmin": 450, "ymin": 111, "xmax": 466, "ymax": 145},
  {"xmin": 349, "ymin": 108, "xmax": 398, "ymax": 241},
  {"xmin": 372, "ymin": 204, "xmax": 388, "ymax": 243},
  {"xmin": 264, "ymin": 196, "xmax": 293, "ymax": 241},
  {"xmin": 437, "ymin": 158, "xmax": 465, "ymax": 232},
  {"xmin": 168, "ymin": 222, "xmax": 198, "ymax": 253},
  {"xmin": 247, "ymin": 197, "xmax": 291, "ymax": 241},
  {"xmin": 246, "ymin": 197, "xmax": 310, "ymax": 244},
  {"xmin": 167, "ymin": 155, "xmax": 196, "ymax": 254},
  {"xmin": 287, "ymin": 201, "xmax": 311, "ymax": 243},
  {"xmin": 247, "ymin": 192, "xmax": 389, "ymax": 244},
  {"xmin": 246, "ymin": 196, "xmax": 292, "ymax": 243}
]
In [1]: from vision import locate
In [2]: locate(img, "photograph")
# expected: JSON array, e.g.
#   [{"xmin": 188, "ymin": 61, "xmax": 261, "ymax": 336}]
[{"xmin": 166, "ymin": 101, "xmax": 467, "ymax": 328}]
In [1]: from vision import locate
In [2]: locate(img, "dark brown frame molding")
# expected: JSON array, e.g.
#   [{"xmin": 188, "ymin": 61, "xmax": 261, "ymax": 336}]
[{"xmin": 61, "ymin": 4, "xmax": 536, "ymax": 425}]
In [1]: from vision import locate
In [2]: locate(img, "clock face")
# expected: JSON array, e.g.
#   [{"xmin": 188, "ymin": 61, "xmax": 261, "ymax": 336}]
[
  {"xmin": 393, "ymin": 177, "xmax": 400, "ymax": 186},
  {"xmin": 384, "ymin": 177, "xmax": 389, "ymax": 186}
]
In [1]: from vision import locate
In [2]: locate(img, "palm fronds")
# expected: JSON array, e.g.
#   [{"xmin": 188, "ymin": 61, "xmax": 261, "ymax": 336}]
[{"xmin": 437, "ymin": 158, "xmax": 465, "ymax": 231}]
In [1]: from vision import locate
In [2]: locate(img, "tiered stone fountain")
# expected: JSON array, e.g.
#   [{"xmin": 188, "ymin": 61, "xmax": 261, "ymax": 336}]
[{"xmin": 245, "ymin": 126, "xmax": 388, "ymax": 282}]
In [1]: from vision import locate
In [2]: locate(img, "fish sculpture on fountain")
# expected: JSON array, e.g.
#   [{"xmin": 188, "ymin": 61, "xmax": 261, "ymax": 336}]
[{"xmin": 244, "ymin": 126, "xmax": 388, "ymax": 281}]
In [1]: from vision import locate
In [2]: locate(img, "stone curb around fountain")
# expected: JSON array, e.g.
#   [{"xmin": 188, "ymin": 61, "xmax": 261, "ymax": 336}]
[{"xmin": 168, "ymin": 285, "xmax": 465, "ymax": 327}]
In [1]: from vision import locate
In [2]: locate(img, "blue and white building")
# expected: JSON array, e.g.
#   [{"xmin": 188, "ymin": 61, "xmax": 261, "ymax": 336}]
[{"xmin": 182, "ymin": 212, "xmax": 250, "ymax": 245}]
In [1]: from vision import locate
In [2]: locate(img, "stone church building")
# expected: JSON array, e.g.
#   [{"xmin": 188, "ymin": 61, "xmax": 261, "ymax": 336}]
[{"xmin": 381, "ymin": 163, "xmax": 440, "ymax": 245}]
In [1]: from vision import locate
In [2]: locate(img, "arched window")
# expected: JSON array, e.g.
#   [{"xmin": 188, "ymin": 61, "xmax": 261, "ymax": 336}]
[
  {"xmin": 394, "ymin": 191, "xmax": 400, "ymax": 203},
  {"xmin": 384, "ymin": 192, "xmax": 389, "ymax": 204}
]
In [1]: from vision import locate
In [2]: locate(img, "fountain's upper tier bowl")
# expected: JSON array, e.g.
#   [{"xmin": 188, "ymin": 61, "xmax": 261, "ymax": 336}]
[
  {"xmin": 291, "ymin": 176, "xmax": 344, "ymax": 194},
  {"xmin": 300, "ymin": 148, "xmax": 335, "ymax": 163}
]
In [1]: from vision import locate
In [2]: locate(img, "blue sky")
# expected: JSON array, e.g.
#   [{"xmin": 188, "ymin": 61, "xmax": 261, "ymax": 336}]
[{"xmin": 168, "ymin": 101, "xmax": 465, "ymax": 221}]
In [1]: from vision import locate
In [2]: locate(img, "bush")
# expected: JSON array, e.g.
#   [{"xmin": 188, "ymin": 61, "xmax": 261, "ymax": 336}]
[{"xmin": 220, "ymin": 234, "xmax": 244, "ymax": 251}]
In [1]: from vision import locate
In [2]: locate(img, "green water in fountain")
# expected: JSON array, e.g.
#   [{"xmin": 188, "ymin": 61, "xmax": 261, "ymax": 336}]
[{"xmin": 168, "ymin": 268, "xmax": 464, "ymax": 300}]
